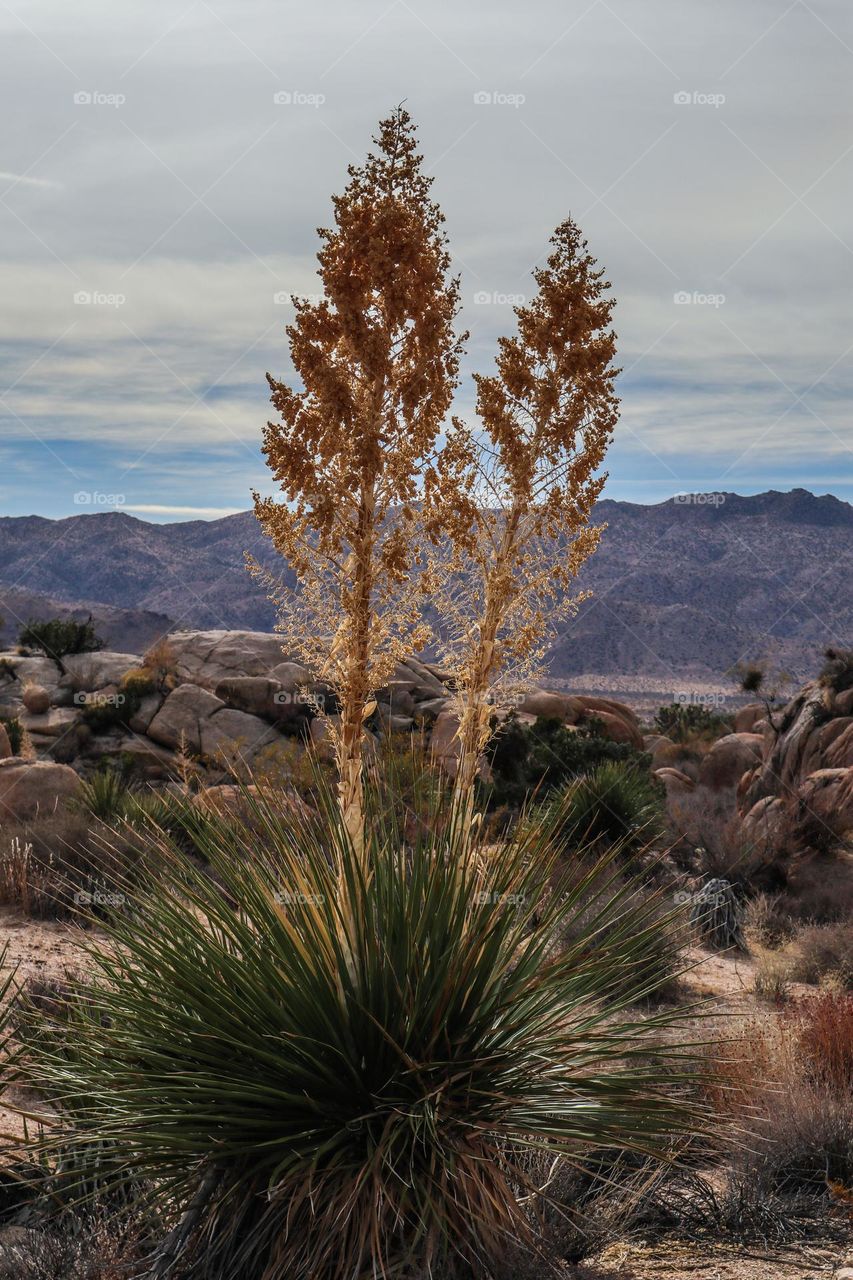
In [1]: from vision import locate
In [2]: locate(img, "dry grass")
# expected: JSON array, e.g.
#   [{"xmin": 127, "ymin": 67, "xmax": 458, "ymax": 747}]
[{"xmin": 0, "ymin": 811, "xmax": 143, "ymax": 920}]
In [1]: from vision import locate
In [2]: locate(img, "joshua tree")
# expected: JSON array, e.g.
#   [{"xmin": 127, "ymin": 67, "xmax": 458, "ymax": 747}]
[
  {"xmin": 252, "ymin": 108, "xmax": 466, "ymax": 858},
  {"xmin": 445, "ymin": 221, "xmax": 619, "ymax": 830}
]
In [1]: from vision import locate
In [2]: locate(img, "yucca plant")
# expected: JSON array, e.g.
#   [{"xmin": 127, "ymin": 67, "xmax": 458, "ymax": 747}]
[
  {"xmin": 74, "ymin": 770, "xmax": 137, "ymax": 825},
  {"xmin": 26, "ymin": 778, "xmax": 701, "ymax": 1279},
  {"xmin": 546, "ymin": 761, "xmax": 664, "ymax": 855}
]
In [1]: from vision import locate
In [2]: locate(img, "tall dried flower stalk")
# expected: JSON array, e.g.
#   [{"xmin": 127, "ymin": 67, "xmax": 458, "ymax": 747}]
[
  {"xmin": 445, "ymin": 219, "xmax": 619, "ymax": 830},
  {"xmin": 252, "ymin": 108, "xmax": 465, "ymax": 858}
]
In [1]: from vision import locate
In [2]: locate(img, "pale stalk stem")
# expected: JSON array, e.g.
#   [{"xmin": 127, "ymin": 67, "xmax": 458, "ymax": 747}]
[{"xmin": 451, "ymin": 505, "xmax": 522, "ymax": 839}]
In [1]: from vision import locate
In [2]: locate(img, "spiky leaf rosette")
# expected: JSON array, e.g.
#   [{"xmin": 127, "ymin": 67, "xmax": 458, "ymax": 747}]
[{"xmin": 26, "ymin": 782, "xmax": 701, "ymax": 1280}]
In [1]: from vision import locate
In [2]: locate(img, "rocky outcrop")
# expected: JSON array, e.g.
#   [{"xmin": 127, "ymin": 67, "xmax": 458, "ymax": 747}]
[
  {"xmin": 0, "ymin": 631, "xmax": 649, "ymax": 798},
  {"xmin": 0, "ymin": 759, "xmax": 81, "ymax": 820},
  {"xmin": 688, "ymin": 673, "xmax": 853, "ymax": 860}
]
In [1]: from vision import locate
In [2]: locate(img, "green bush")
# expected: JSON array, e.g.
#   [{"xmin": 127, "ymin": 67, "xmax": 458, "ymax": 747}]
[
  {"xmin": 27, "ymin": 779, "xmax": 699, "ymax": 1280},
  {"xmin": 18, "ymin": 617, "xmax": 104, "ymax": 660},
  {"xmin": 546, "ymin": 761, "xmax": 664, "ymax": 855},
  {"xmin": 819, "ymin": 647, "xmax": 853, "ymax": 694},
  {"xmin": 0, "ymin": 715, "xmax": 23, "ymax": 756},
  {"xmin": 484, "ymin": 712, "xmax": 650, "ymax": 809},
  {"xmin": 652, "ymin": 702, "xmax": 732, "ymax": 744}
]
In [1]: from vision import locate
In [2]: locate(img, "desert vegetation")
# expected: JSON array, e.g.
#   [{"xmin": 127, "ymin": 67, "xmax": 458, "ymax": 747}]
[{"xmin": 0, "ymin": 109, "xmax": 848, "ymax": 1280}]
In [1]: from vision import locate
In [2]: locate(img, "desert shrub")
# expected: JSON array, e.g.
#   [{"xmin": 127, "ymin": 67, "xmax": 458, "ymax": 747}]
[
  {"xmin": 253, "ymin": 735, "xmax": 337, "ymax": 800},
  {"xmin": 0, "ymin": 656, "xmax": 17, "ymax": 681},
  {"xmin": 783, "ymin": 991, "xmax": 853, "ymax": 1092},
  {"xmin": 784, "ymin": 921, "xmax": 853, "ymax": 990},
  {"xmin": 819, "ymin": 646, "xmax": 853, "ymax": 693},
  {"xmin": 753, "ymin": 954, "xmax": 791, "ymax": 1003},
  {"xmin": 485, "ymin": 713, "xmax": 650, "ymax": 810},
  {"xmin": 0, "ymin": 812, "xmax": 142, "ymax": 920},
  {"xmin": 18, "ymin": 617, "xmax": 103, "ymax": 660},
  {"xmin": 649, "ymin": 740, "xmax": 702, "ymax": 778},
  {"xmin": 74, "ymin": 771, "xmax": 137, "ymax": 825},
  {"xmin": 546, "ymin": 762, "xmax": 664, "ymax": 855},
  {"xmin": 777, "ymin": 858, "xmax": 853, "ymax": 925},
  {"xmin": 682, "ymin": 811, "xmax": 782, "ymax": 891},
  {"xmin": 745, "ymin": 892, "xmax": 797, "ymax": 948},
  {"xmin": 1, "ymin": 714, "xmax": 24, "ymax": 756},
  {"xmin": 141, "ymin": 637, "xmax": 178, "ymax": 693},
  {"xmin": 78, "ymin": 669, "xmax": 154, "ymax": 734},
  {"xmin": 26, "ymin": 778, "xmax": 699, "ymax": 1280},
  {"xmin": 704, "ymin": 1012, "xmax": 853, "ymax": 1202},
  {"xmin": 652, "ymin": 702, "xmax": 732, "ymax": 745}
]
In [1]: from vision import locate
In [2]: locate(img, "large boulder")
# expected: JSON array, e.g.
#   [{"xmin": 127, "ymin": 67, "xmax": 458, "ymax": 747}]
[
  {"xmin": 654, "ymin": 766, "xmax": 696, "ymax": 793},
  {"xmin": 428, "ymin": 709, "xmax": 490, "ymax": 782},
  {"xmin": 268, "ymin": 661, "xmax": 312, "ymax": 690},
  {"xmin": 59, "ymin": 651, "xmax": 140, "ymax": 691},
  {"xmin": 19, "ymin": 707, "xmax": 81, "ymax": 739},
  {"xmin": 741, "ymin": 795, "xmax": 788, "ymax": 854},
  {"xmin": 0, "ymin": 724, "xmax": 11, "ymax": 761},
  {"xmin": 214, "ymin": 676, "xmax": 283, "ymax": 720},
  {"xmin": 0, "ymin": 758, "xmax": 81, "ymax": 820},
  {"xmin": 516, "ymin": 690, "xmax": 580, "ymax": 722},
  {"xmin": 734, "ymin": 702, "xmax": 765, "ymax": 733},
  {"xmin": 823, "ymin": 718, "xmax": 853, "ymax": 769},
  {"xmin": 21, "ymin": 684, "xmax": 50, "ymax": 715},
  {"xmin": 147, "ymin": 684, "xmax": 225, "ymax": 752},
  {"xmin": 833, "ymin": 687, "xmax": 853, "ymax": 717},
  {"xmin": 393, "ymin": 658, "xmax": 448, "ymax": 700},
  {"xmin": 128, "ymin": 691, "xmax": 165, "ymax": 734},
  {"xmin": 587, "ymin": 708, "xmax": 644, "ymax": 748},
  {"xmin": 698, "ymin": 733, "xmax": 764, "ymax": 791},
  {"xmin": 430, "ymin": 708, "xmax": 461, "ymax": 777},
  {"xmin": 163, "ymin": 631, "xmax": 288, "ymax": 691},
  {"xmin": 795, "ymin": 768, "xmax": 853, "ymax": 843},
  {"xmin": 200, "ymin": 708, "xmax": 279, "ymax": 769}
]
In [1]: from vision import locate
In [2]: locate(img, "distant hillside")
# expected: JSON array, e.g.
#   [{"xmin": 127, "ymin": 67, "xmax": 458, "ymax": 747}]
[{"xmin": 0, "ymin": 489, "xmax": 850, "ymax": 685}]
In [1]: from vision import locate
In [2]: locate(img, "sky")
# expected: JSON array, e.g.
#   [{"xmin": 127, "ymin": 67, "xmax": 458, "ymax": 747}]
[{"xmin": 1, "ymin": 0, "xmax": 851, "ymax": 521}]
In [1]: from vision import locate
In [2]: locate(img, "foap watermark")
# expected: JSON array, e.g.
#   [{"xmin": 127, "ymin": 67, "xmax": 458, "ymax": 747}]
[
  {"xmin": 274, "ymin": 890, "xmax": 325, "ymax": 907},
  {"xmin": 473, "ymin": 90, "xmax": 525, "ymax": 108},
  {"xmin": 673, "ymin": 90, "xmax": 725, "ymax": 109},
  {"xmin": 673, "ymin": 290, "xmax": 725, "ymax": 307},
  {"xmin": 75, "ymin": 890, "xmax": 126, "ymax": 907},
  {"xmin": 473, "ymin": 291, "xmax": 526, "ymax": 306},
  {"xmin": 673, "ymin": 492, "xmax": 726, "ymax": 507},
  {"xmin": 73, "ymin": 691, "xmax": 126, "ymax": 709},
  {"xmin": 273, "ymin": 689, "xmax": 323, "ymax": 709},
  {"xmin": 472, "ymin": 891, "xmax": 526, "ymax": 908},
  {"xmin": 672, "ymin": 691, "xmax": 727, "ymax": 708},
  {"xmin": 273, "ymin": 291, "xmax": 323, "ymax": 306},
  {"xmin": 673, "ymin": 888, "xmax": 727, "ymax": 909},
  {"xmin": 73, "ymin": 290, "xmax": 126, "ymax": 308},
  {"xmin": 273, "ymin": 90, "xmax": 325, "ymax": 107},
  {"xmin": 73, "ymin": 90, "xmax": 126, "ymax": 108},
  {"xmin": 74, "ymin": 490, "xmax": 126, "ymax": 507}
]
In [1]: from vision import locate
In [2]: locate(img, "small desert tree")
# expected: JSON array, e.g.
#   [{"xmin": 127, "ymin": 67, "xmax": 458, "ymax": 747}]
[
  {"xmin": 252, "ymin": 109, "xmax": 465, "ymax": 857},
  {"xmin": 445, "ymin": 220, "xmax": 619, "ymax": 829}
]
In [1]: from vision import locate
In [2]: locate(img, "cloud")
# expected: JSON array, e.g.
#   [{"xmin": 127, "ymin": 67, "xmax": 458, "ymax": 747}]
[
  {"xmin": 124, "ymin": 503, "xmax": 244, "ymax": 517},
  {"xmin": 0, "ymin": 0, "xmax": 849, "ymax": 517},
  {"xmin": 0, "ymin": 172, "xmax": 62, "ymax": 190}
]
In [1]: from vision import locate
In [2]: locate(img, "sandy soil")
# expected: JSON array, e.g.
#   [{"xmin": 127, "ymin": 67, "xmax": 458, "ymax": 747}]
[{"xmin": 581, "ymin": 1239, "xmax": 846, "ymax": 1278}]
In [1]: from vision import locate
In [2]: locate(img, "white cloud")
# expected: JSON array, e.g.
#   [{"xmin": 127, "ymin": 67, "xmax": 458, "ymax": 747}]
[{"xmin": 0, "ymin": 0, "xmax": 850, "ymax": 510}]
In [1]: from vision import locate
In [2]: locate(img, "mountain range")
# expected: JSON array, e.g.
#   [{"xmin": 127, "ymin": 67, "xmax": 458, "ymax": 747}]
[{"xmin": 0, "ymin": 489, "xmax": 849, "ymax": 692}]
